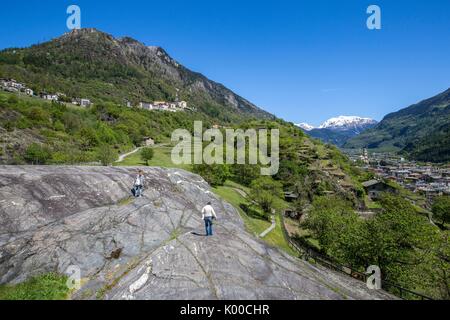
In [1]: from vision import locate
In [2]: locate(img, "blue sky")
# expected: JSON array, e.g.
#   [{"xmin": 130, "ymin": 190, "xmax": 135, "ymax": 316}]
[{"xmin": 0, "ymin": 0, "xmax": 449, "ymax": 126}]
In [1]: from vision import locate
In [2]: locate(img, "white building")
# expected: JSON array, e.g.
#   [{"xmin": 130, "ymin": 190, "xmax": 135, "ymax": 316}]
[
  {"xmin": 139, "ymin": 102, "xmax": 154, "ymax": 110},
  {"xmin": 25, "ymin": 88, "xmax": 34, "ymax": 96},
  {"xmin": 153, "ymin": 101, "xmax": 170, "ymax": 110},
  {"xmin": 1, "ymin": 79, "xmax": 26, "ymax": 92},
  {"xmin": 177, "ymin": 101, "xmax": 188, "ymax": 109},
  {"xmin": 42, "ymin": 94, "xmax": 59, "ymax": 101},
  {"xmin": 80, "ymin": 99, "xmax": 92, "ymax": 107}
]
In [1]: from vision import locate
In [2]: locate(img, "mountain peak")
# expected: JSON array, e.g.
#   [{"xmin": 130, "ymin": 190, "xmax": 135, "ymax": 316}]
[
  {"xmin": 297, "ymin": 116, "xmax": 379, "ymax": 147},
  {"xmin": 319, "ymin": 116, "xmax": 377, "ymax": 130},
  {"xmin": 1, "ymin": 28, "xmax": 272, "ymax": 120}
]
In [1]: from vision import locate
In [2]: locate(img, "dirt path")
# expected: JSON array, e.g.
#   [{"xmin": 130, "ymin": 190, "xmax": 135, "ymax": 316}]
[
  {"xmin": 116, "ymin": 147, "xmax": 142, "ymax": 163},
  {"xmin": 259, "ymin": 215, "xmax": 276, "ymax": 238}
]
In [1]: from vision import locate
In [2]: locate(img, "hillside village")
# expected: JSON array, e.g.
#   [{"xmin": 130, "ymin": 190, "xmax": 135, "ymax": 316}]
[
  {"xmin": 0, "ymin": 78, "xmax": 191, "ymax": 112},
  {"xmin": 349, "ymin": 149, "xmax": 450, "ymax": 199}
]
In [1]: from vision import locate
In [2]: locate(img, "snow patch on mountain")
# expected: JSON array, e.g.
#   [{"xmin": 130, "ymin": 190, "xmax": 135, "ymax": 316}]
[
  {"xmin": 296, "ymin": 123, "xmax": 315, "ymax": 131},
  {"xmin": 319, "ymin": 116, "xmax": 378, "ymax": 131}
]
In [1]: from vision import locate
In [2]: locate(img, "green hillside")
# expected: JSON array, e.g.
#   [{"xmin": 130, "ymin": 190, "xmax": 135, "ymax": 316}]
[
  {"xmin": 345, "ymin": 88, "xmax": 450, "ymax": 162},
  {"xmin": 0, "ymin": 28, "xmax": 272, "ymax": 122}
]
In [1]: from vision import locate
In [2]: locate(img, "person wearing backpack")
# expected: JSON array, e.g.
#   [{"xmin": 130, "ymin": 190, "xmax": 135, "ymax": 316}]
[{"xmin": 201, "ymin": 202, "xmax": 217, "ymax": 236}]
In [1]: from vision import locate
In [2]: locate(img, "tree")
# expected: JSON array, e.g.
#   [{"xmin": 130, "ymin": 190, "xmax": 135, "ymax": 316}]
[
  {"xmin": 230, "ymin": 164, "xmax": 260, "ymax": 187},
  {"xmin": 97, "ymin": 144, "xmax": 117, "ymax": 166},
  {"xmin": 77, "ymin": 127, "xmax": 99, "ymax": 150},
  {"xmin": 432, "ymin": 196, "xmax": 450, "ymax": 226},
  {"xmin": 141, "ymin": 147, "xmax": 154, "ymax": 166},
  {"xmin": 193, "ymin": 164, "xmax": 230, "ymax": 187},
  {"xmin": 304, "ymin": 196, "xmax": 363, "ymax": 260},
  {"xmin": 24, "ymin": 143, "xmax": 51, "ymax": 165},
  {"xmin": 304, "ymin": 194, "xmax": 448, "ymax": 299},
  {"xmin": 249, "ymin": 177, "xmax": 283, "ymax": 213}
]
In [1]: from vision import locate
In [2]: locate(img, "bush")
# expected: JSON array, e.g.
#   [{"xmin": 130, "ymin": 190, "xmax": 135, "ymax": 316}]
[
  {"xmin": 249, "ymin": 177, "xmax": 283, "ymax": 213},
  {"xmin": 53, "ymin": 121, "xmax": 65, "ymax": 132},
  {"xmin": 97, "ymin": 144, "xmax": 117, "ymax": 166},
  {"xmin": 239, "ymin": 203, "xmax": 269, "ymax": 221},
  {"xmin": 193, "ymin": 164, "xmax": 230, "ymax": 187},
  {"xmin": 27, "ymin": 107, "xmax": 50, "ymax": 124},
  {"xmin": 231, "ymin": 164, "xmax": 261, "ymax": 187},
  {"xmin": 24, "ymin": 143, "xmax": 51, "ymax": 164}
]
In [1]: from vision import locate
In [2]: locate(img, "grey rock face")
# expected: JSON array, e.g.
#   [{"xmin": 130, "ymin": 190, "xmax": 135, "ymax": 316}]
[{"xmin": 0, "ymin": 166, "xmax": 394, "ymax": 300}]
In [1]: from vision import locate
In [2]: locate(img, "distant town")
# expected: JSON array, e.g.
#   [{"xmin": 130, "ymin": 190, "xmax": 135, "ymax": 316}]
[
  {"xmin": 0, "ymin": 78, "xmax": 191, "ymax": 112},
  {"xmin": 347, "ymin": 149, "xmax": 450, "ymax": 199}
]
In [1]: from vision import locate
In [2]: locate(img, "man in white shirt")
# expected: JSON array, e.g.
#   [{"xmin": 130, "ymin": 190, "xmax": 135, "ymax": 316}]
[
  {"xmin": 201, "ymin": 202, "xmax": 217, "ymax": 236},
  {"xmin": 133, "ymin": 170, "xmax": 145, "ymax": 197}
]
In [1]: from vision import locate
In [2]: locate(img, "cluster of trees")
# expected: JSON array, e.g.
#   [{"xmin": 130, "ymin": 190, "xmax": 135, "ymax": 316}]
[
  {"xmin": 0, "ymin": 92, "xmax": 208, "ymax": 166},
  {"xmin": 432, "ymin": 196, "xmax": 450, "ymax": 227},
  {"xmin": 304, "ymin": 194, "xmax": 449, "ymax": 299}
]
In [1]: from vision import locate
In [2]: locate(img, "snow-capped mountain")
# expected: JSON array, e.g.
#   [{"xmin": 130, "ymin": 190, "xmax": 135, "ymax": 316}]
[
  {"xmin": 296, "ymin": 123, "xmax": 315, "ymax": 131},
  {"xmin": 319, "ymin": 116, "xmax": 378, "ymax": 133},
  {"xmin": 297, "ymin": 116, "xmax": 378, "ymax": 147}
]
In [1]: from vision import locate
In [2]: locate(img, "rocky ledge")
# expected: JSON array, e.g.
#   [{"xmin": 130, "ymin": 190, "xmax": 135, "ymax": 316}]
[{"xmin": 0, "ymin": 166, "xmax": 394, "ymax": 300}]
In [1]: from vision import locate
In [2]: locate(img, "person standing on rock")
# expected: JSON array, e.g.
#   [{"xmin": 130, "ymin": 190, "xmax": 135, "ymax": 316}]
[
  {"xmin": 134, "ymin": 170, "xmax": 145, "ymax": 198},
  {"xmin": 202, "ymin": 202, "xmax": 217, "ymax": 236}
]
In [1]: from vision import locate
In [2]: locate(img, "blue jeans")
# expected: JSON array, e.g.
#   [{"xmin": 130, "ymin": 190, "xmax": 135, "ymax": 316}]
[
  {"xmin": 135, "ymin": 185, "xmax": 143, "ymax": 197},
  {"xmin": 204, "ymin": 217, "xmax": 213, "ymax": 236}
]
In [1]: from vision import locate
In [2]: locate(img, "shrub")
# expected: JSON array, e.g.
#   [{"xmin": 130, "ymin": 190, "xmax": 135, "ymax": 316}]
[
  {"xmin": 24, "ymin": 143, "xmax": 51, "ymax": 164},
  {"xmin": 193, "ymin": 164, "xmax": 230, "ymax": 187},
  {"xmin": 97, "ymin": 144, "xmax": 117, "ymax": 166},
  {"xmin": 249, "ymin": 177, "xmax": 283, "ymax": 213},
  {"xmin": 239, "ymin": 203, "xmax": 269, "ymax": 221}
]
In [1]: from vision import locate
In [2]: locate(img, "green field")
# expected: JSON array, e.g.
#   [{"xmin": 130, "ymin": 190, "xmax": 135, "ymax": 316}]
[{"xmin": 115, "ymin": 146, "xmax": 192, "ymax": 171}]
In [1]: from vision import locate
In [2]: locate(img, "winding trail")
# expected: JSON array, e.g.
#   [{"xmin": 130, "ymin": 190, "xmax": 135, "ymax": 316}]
[
  {"xmin": 116, "ymin": 147, "xmax": 142, "ymax": 163},
  {"xmin": 259, "ymin": 215, "xmax": 276, "ymax": 238},
  {"xmin": 231, "ymin": 187, "xmax": 277, "ymax": 238}
]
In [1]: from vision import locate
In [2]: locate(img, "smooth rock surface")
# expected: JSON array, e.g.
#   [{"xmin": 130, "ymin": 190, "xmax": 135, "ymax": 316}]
[{"xmin": 0, "ymin": 166, "xmax": 395, "ymax": 300}]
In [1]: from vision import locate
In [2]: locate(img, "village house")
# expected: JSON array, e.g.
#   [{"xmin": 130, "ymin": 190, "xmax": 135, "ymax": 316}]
[
  {"xmin": 72, "ymin": 98, "xmax": 93, "ymax": 107},
  {"xmin": 41, "ymin": 93, "xmax": 59, "ymax": 101},
  {"xmin": 177, "ymin": 101, "xmax": 188, "ymax": 109},
  {"xmin": 139, "ymin": 102, "xmax": 154, "ymax": 110},
  {"xmin": 284, "ymin": 191, "xmax": 299, "ymax": 202},
  {"xmin": 137, "ymin": 100, "xmax": 189, "ymax": 112},
  {"xmin": 80, "ymin": 99, "xmax": 92, "ymax": 107},
  {"xmin": 153, "ymin": 101, "xmax": 170, "ymax": 110},
  {"xmin": 0, "ymin": 79, "xmax": 25, "ymax": 92},
  {"xmin": 362, "ymin": 180, "xmax": 397, "ymax": 200}
]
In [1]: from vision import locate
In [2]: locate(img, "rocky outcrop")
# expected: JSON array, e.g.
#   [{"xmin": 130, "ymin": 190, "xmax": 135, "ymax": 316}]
[{"xmin": 0, "ymin": 166, "xmax": 394, "ymax": 300}]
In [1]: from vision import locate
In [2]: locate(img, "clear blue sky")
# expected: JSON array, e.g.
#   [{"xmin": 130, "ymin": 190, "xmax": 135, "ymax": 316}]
[{"xmin": 0, "ymin": 0, "xmax": 449, "ymax": 126}]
